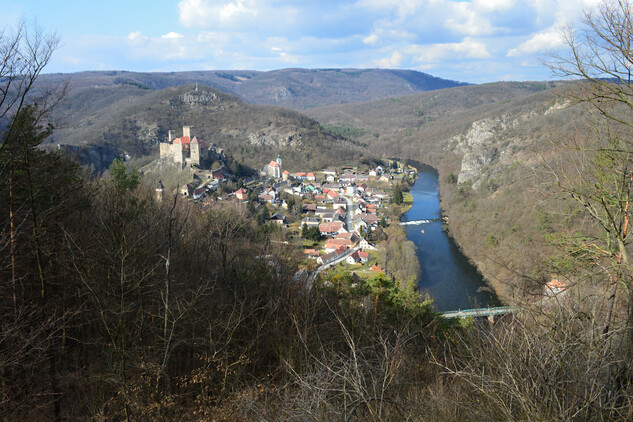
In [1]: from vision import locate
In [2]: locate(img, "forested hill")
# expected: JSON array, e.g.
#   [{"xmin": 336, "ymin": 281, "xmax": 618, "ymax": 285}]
[
  {"xmin": 39, "ymin": 68, "xmax": 468, "ymax": 110},
  {"xmin": 49, "ymin": 84, "xmax": 372, "ymax": 171}
]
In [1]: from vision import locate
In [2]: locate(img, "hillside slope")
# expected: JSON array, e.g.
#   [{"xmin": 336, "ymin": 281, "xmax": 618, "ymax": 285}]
[{"xmin": 50, "ymin": 84, "xmax": 372, "ymax": 172}]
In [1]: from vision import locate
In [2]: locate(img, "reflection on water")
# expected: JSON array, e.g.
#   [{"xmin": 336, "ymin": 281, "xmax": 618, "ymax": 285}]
[{"xmin": 403, "ymin": 169, "xmax": 501, "ymax": 311}]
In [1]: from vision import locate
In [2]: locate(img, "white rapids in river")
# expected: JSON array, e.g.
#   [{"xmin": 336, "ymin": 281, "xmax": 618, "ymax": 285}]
[{"xmin": 399, "ymin": 219, "xmax": 436, "ymax": 226}]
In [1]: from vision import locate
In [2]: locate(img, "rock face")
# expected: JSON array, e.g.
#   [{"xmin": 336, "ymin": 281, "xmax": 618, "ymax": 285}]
[
  {"xmin": 56, "ymin": 143, "xmax": 123, "ymax": 174},
  {"xmin": 448, "ymin": 99, "xmax": 570, "ymax": 189},
  {"xmin": 451, "ymin": 117, "xmax": 514, "ymax": 187},
  {"xmin": 246, "ymin": 130, "xmax": 303, "ymax": 148}
]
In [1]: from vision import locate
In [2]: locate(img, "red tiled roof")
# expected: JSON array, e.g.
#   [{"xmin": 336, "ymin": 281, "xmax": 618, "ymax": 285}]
[
  {"xmin": 325, "ymin": 238, "xmax": 352, "ymax": 248},
  {"xmin": 319, "ymin": 222, "xmax": 344, "ymax": 233},
  {"xmin": 282, "ymin": 170, "xmax": 291, "ymax": 174},
  {"xmin": 269, "ymin": 161, "xmax": 280, "ymax": 167},
  {"xmin": 173, "ymin": 136, "xmax": 191, "ymax": 144}
]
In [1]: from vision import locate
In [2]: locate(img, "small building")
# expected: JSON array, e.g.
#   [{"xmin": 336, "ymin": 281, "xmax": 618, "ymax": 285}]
[
  {"xmin": 545, "ymin": 279, "xmax": 568, "ymax": 296},
  {"xmin": 302, "ymin": 203, "xmax": 318, "ymax": 213},
  {"xmin": 317, "ymin": 246, "xmax": 347, "ymax": 265},
  {"xmin": 270, "ymin": 213, "xmax": 286, "ymax": 225},
  {"xmin": 333, "ymin": 198, "xmax": 347, "ymax": 210},
  {"xmin": 359, "ymin": 238, "xmax": 376, "ymax": 250},
  {"xmin": 235, "ymin": 188, "xmax": 248, "ymax": 201},
  {"xmin": 301, "ymin": 216, "xmax": 321, "ymax": 227},
  {"xmin": 155, "ymin": 180, "xmax": 165, "ymax": 202},
  {"xmin": 303, "ymin": 249, "xmax": 320, "ymax": 259},
  {"xmin": 319, "ymin": 221, "xmax": 346, "ymax": 236},
  {"xmin": 346, "ymin": 250, "xmax": 362, "ymax": 265},
  {"xmin": 193, "ymin": 187, "xmax": 207, "ymax": 200}
]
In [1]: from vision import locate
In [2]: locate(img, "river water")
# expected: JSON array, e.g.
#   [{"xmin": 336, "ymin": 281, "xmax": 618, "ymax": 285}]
[{"xmin": 402, "ymin": 167, "xmax": 501, "ymax": 311}]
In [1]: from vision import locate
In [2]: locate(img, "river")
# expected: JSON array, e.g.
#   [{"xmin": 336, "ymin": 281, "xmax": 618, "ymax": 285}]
[{"xmin": 402, "ymin": 167, "xmax": 501, "ymax": 311}]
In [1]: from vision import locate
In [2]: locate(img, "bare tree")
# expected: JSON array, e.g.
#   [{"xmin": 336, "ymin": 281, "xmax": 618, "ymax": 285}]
[
  {"xmin": 0, "ymin": 20, "xmax": 62, "ymax": 146},
  {"xmin": 546, "ymin": 0, "xmax": 633, "ymax": 337}
]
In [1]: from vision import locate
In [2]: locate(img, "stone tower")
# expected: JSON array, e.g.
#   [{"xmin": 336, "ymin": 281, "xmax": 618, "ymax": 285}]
[
  {"xmin": 172, "ymin": 139, "xmax": 184, "ymax": 163},
  {"xmin": 276, "ymin": 153, "xmax": 282, "ymax": 170},
  {"xmin": 190, "ymin": 137, "xmax": 200, "ymax": 166}
]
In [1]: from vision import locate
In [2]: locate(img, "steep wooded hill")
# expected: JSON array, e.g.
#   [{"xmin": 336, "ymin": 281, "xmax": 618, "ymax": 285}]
[
  {"xmin": 49, "ymin": 84, "xmax": 371, "ymax": 172},
  {"xmin": 39, "ymin": 68, "xmax": 467, "ymax": 110}
]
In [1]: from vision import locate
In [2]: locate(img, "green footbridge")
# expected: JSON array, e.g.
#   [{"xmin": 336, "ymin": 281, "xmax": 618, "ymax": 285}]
[{"xmin": 441, "ymin": 306, "xmax": 517, "ymax": 319}]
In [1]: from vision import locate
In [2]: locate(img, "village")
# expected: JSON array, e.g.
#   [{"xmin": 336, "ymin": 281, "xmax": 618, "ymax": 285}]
[{"xmin": 156, "ymin": 125, "xmax": 416, "ymax": 278}]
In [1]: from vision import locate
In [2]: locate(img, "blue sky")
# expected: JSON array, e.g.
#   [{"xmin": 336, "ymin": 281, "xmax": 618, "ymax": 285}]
[{"xmin": 4, "ymin": 0, "xmax": 599, "ymax": 83}]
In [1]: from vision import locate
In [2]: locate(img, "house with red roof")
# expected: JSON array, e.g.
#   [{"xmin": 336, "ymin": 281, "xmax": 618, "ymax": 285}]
[
  {"xmin": 234, "ymin": 188, "xmax": 248, "ymax": 201},
  {"xmin": 346, "ymin": 250, "xmax": 362, "ymax": 265},
  {"xmin": 317, "ymin": 246, "xmax": 347, "ymax": 265},
  {"xmin": 319, "ymin": 221, "xmax": 346, "ymax": 236}
]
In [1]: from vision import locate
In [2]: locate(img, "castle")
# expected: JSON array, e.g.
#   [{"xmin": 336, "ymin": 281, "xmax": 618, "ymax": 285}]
[{"xmin": 159, "ymin": 126, "xmax": 225, "ymax": 167}]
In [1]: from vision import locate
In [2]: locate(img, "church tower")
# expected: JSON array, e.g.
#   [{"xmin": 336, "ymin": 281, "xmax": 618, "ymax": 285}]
[{"xmin": 276, "ymin": 153, "xmax": 282, "ymax": 171}]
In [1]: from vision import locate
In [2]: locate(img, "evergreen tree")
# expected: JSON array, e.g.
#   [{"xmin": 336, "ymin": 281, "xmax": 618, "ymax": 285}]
[{"xmin": 393, "ymin": 184, "xmax": 404, "ymax": 205}]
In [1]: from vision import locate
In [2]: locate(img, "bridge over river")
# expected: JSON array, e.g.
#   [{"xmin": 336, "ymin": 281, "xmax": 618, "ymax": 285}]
[{"xmin": 441, "ymin": 306, "xmax": 517, "ymax": 320}]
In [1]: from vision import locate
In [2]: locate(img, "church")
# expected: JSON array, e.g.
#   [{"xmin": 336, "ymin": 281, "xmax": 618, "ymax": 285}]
[{"xmin": 264, "ymin": 154, "xmax": 283, "ymax": 179}]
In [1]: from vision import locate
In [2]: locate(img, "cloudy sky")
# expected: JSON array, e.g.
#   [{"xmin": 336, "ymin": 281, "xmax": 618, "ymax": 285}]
[{"xmin": 4, "ymin": 0, "xmax": 599, "ymax": 83}]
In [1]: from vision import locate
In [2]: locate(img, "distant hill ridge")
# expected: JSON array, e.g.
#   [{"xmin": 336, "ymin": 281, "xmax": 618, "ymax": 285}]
[{"xmin": 39, "ymin": 68, "xmax": 469, "ymax": 110}]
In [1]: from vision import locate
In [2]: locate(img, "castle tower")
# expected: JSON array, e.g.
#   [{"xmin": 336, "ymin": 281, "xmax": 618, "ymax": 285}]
[
  {"xmin": 172, "ymin": 138, "xmax": 184, "ymax": 163},
  {"xmin": 276, "ymin": 153, "xmax": 282, "ymax": 170},
  {"xmin": 183, "ymin": 125, "xmax": 192, "ymax": 139},
  {"xmin": 190, "ymin": 137, "xmax": 200, "ymax": 166}
]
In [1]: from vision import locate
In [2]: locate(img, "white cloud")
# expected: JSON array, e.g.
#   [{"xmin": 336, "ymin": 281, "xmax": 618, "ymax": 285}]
[
  {"xmin": 125, "ymin": 31, "xmax": 217, "ymax": 61},
  {"xmin": 219, "ymin": 1, "xmax": 256, "ymax": 22},
  {"xmin": 364, "ymin": 33, "xmax": 378, "ymax": 45},
  {"xmin": 127, "ymin": 31, "xmax": 146, "ymax": 44},
  {"xmin": 376, "ymin": 51, "xmax": 403, "ymax": 67},
  {"xmin": 472, "ymin": 0, "xmax": 517, "ymax": 13},
  {"xmin": 162, "ymin": 32, "xmax": 184, "ymax": 39},
  {"xmin": 406, "ymin": 37, "xmax": 491, "ymax": 64},
  {"xmin": 507, "ymin": 26, "xmax": 564, "ymax": 56}
]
